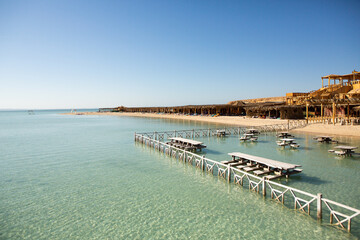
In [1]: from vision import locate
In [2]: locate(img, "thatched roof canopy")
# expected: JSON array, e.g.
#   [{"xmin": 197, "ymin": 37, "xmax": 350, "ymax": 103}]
[{"xmin": 321, "ymin": 71, "xmax": 360, "ymax": 80}]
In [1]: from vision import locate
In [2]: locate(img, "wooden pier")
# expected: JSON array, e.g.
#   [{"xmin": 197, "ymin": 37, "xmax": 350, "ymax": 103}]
[
  {"xmin": 329, "ymin": 146, "xmax": 358, "ymax": 157},
  {"xmin": 228, "ymin": 152, "xmax": 302, "ymax": 179},
  {"xmin": 277, "ymin": 132, "xmax": 293, "ymax": 138},
  {"xmin": 239, "ymin": 133, "xmax": 258, "ymax": 142},
  {"xmin": 276, "ymin": 138, "xmax": 300, "ymax": 148},
  {"xmin": 166, "ymin": 137, "xmax": 206, "ymax": 151},
  {"xmin": 314, "ymin": 136, "xmax": 338, "ymax": 143},
  {"xmin": 216, "ymin": 129, "xmax": 228, "ymax": 137},
  {"xmin": 134, "ymin": 127, "xmax": 360, "ymax": 233}
]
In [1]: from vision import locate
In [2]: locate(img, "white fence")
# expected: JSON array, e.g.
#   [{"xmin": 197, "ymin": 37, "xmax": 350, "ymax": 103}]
[
  {"xmin": 136, "ymin": 120, "xmax": 308, "ymax": 141},
  {"xmin": 135, "ymin": 131, "xmax": 360, "ymax": 233}
]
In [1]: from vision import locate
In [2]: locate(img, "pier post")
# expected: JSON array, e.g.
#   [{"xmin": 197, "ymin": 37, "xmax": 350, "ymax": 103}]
[
  {"xmin": 134, "ymin": 132, "xmax": 136, "ymax": 142},
  {"xmin": 330, "ymin": 213, "xmax": 333, "ymax": 224},
  {"xmin": 201, "ymin": 155, "xmax": 205, "ymax": 171},
  {"xmin": 227, "ymin": 166, "xmax": 231, "ymax": 182},
  {"xmin": 192, "ymin": 129, "xmax": 195, "ymax": 138},
  {"xmin": 262, "ymin": 178, "xmax": 266, "ymax": 197},
  {"xmin": 317, "ymin": 193, "xmax": 322, "ymax": 221}
]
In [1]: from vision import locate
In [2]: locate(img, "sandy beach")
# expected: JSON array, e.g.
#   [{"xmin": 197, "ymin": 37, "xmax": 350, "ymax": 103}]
[
  {"xmin": 291, "ymin": 124, "xmax": 360, "ymax": 137},
  {"xmin": 64, "ymin": 112, "xmax": 360, "ymax": 137}
]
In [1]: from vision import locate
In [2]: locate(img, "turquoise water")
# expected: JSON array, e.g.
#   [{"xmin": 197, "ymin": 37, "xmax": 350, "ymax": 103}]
[{"xmin": 1, "ymin": 110, "xmax": 359, "ymax": 239}]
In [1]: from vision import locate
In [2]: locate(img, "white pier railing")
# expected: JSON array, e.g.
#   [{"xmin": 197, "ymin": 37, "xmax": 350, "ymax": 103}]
[
  {"xmin": 136, "ymin": 120, "xmax": 308, "ymax": 141},
  {"xmin": 135, "ymin": 131, "xmax": 360, "ymax": 233}
]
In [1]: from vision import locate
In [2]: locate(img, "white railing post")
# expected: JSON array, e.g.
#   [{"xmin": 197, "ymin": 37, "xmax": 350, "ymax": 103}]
[
  {"xmin": 201, "ymin": 155, "xmax": 205, "ymax": 171},
  {"xmin": 262, "ymin": 178, "xmax": 266, "ymax": 197},
  {"xmin": 227, "ymin": 166, "xmax": 231, "ymax": 182},
  {"xmin": 317, "ymin": 193, "xmax": 322, "ymax": 221}
]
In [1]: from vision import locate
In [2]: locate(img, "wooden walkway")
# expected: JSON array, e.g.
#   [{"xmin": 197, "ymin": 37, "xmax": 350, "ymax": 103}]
[
  {"xmin": 135, "ymin": 129, "xmax": 360, "ymax": 233},
  {"xmin": 166, "ymin": 137, "xmax": 206, "ymax": 151},
  {"xmin": 228, "ymin": 152, "xmax": 302, "ymax": 179}
]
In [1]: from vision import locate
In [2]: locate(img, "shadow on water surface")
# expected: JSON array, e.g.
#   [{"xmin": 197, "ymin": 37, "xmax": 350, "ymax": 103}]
[
  {"xmin": 202, "ymin": 149, "xmax": 223, "ymax": 155},
  {"xmin": 274, "ymin": 174, "xmax": 330, "ymax": 186},
  {"xmin": 298, "ymin": 174, "xmax": 331, "ymax": 185},
  {"xmin": 301, "ymin": 146, "xmax": 315, "ymax": 150},
  {"xmin": 238, "ymin": 142, "xmax": 258, "ymax": 148}
]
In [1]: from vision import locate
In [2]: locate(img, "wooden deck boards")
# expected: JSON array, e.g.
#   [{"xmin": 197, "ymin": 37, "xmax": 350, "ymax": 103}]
[{"xmin": 228, "ymin": 152, "xmax": 301, "ymax": 170}]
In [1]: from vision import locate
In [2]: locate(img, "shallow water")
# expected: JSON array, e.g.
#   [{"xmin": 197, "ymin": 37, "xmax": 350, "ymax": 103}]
[{"xmin": 0, "ymin": 110, "xmax": 359, "ymax": 239}]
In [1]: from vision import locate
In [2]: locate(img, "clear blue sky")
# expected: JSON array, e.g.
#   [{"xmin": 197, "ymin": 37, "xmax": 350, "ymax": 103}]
[{"xmin": 0, "ymin": 0, "xmax": 359, "ymax": 109}]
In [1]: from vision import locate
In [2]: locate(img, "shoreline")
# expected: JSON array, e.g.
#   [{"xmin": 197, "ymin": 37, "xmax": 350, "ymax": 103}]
[{"xmin": 63, "ymin": 112, "xmax": 360, "ymax": 138}]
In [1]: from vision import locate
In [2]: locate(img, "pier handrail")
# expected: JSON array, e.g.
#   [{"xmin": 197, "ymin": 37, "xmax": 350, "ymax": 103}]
[
  {"xmin": 261, "ymin": 179, "xmax": 317, "ymax": 198},
  {"xmin": 134, "ymin": 129, "xmax": 359, "ymax": 233},
  {"xmin": 136, "ymin": 120, "xmax": 308, "ymax": 139},
  {"xmin": 322, "ymin": 198, "xmax": 360, "ymax": 214}
]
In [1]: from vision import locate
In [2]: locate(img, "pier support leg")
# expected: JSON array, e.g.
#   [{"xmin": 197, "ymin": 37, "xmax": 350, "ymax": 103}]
[
  {"xmin": 262, "ymin": 178, "xmax": 266, "ymax": 197},
  {"xmin": 201, "ymin": 156, "xmax": 205, "ymax": 171},
  {"xmin": 227, "ymin": 166, "xmax": 231, "ymax": 182},
  {"xmin": 317, "ymin": 193, "xmax": 322, "ymax": 221},
  {"xmin": 330, "ymin": 213, "xmax": 333, "ymax": 224}
]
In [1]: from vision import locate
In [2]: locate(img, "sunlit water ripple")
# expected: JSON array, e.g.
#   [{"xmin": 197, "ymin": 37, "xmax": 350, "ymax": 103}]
[{"xmin": 0, "ymin": 110, "xmax": 359, "ymax": 239}]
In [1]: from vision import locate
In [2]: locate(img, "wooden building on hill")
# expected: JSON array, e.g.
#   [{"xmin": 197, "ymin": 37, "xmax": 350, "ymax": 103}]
[{"xmin": 286, "ymin": 70, "xmax": 360, "ymax": 123}]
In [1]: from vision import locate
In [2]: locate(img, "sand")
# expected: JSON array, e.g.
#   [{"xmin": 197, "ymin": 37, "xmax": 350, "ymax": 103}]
[
  {"xmin": 64, "ymin": 112, "xmax": 288, "ymax": 126},
  {"xmin": 291, "ymin": 124, "xmax": 360, "ymax": 137},
  {"xmin": 64, "ymin": 112, "xmax": 360, "ymax": 138}
]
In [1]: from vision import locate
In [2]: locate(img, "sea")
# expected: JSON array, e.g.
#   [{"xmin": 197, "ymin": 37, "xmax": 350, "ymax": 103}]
[{"xmin": 0, "ymin": 110, "xmax": 359, "ymax": 239}]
